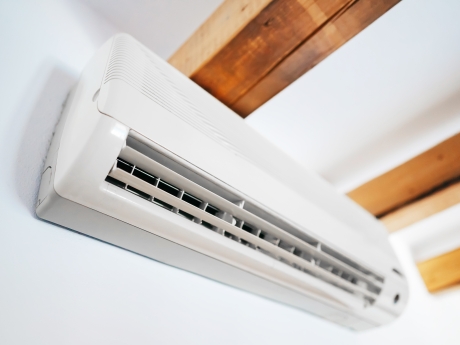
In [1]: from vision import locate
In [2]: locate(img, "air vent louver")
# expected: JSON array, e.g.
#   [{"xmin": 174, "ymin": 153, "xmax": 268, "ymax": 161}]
[{"xmin": 105, "ymin": 139, "xmax": 384, "ymax": 305}]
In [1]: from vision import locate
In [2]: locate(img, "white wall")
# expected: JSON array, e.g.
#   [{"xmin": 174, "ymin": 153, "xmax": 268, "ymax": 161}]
[{"xmin": 0, "ymin": 1, "xmax": 356, "ymax": 344}]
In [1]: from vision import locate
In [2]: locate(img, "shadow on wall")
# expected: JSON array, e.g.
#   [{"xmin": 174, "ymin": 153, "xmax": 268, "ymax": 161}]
[{"xmin": 13, "ymin": 62, "xmax": 77, "ymax": 217}]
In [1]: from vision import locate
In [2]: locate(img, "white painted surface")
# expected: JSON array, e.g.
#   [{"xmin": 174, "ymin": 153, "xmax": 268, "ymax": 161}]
[
  {"xmin": 1, "ymin": 0, "xmax": 460, "ymax": 344},
  {"xmin": 80, "ymin": 0, "xmax": 225, "ymax": 59}
]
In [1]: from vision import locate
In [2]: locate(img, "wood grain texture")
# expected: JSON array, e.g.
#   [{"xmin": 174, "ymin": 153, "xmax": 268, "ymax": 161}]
[
  {"xmin": 191, "ymin": 0, "xmax": 350, "ymax": 107},
  {"xmin": 169, "ymin": 0, "xmax": 272, "ymax": 77},
  {"xmin": 232, "ymin": 0, "xmax": 400, "ymax": 116},
  {"xmin": 380, "ymin": 180, "xmax": 460, "ymax": 232},
  {"xmin": 348, "ymin": 133, "xmax": 460, "ymax": 217},
  {"xmin": 417, "ymin": 247, "xmax": 460, "ymax": 293},
  {"xmin": 169, "ymin": 0, "xmax": 399, "ymax": 117}
]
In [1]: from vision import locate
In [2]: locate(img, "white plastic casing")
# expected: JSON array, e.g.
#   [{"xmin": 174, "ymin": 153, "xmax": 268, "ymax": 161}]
[{"xmin": 36, "ymin": 34, "xmax": 408, "ymax": 330}]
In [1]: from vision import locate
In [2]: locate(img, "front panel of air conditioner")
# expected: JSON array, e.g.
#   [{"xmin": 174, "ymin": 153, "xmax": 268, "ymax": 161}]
[{"xmin": 36, "ymin": 34, "xmax": 408, "ymax": 330}]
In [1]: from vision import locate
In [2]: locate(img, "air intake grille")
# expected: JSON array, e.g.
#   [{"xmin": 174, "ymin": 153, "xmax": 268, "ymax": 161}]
[
  {"xmin": 104, "ymin": 35, "xmax": 247, "ymax": 162},
  {"xmin": 105, "ymin": 142, "xmax": 384, "ymax": 304}
]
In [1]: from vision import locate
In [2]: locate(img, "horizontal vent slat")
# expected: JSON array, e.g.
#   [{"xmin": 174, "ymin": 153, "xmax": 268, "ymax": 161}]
[
  {"xmin": 119, "ymin": 146, "xmax": 383, "ymax": 290},
  {"xmin": 108, "ymin": 167, "xmax": 378, "ymax": 301}
]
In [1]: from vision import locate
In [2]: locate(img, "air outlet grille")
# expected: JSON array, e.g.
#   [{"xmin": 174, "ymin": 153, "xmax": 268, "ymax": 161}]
[{"xmin": 105, "ymin": 143, "xmax": 384, "ymax": 304}]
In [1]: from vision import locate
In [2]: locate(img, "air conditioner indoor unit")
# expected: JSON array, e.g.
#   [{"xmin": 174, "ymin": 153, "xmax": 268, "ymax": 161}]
[{"xmin": 37, "ymin": 34, "xmax": 408, "ymax": 330}]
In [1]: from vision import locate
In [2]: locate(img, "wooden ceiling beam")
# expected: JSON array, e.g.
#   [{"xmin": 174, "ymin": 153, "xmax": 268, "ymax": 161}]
[
  {"xmin": 169, "ymin": 0, "xmax": 400, "ymax": 117},
  {"xmin": 232, "ymin": 0, "xmax": 400, "ymax": 116},
  {"xmin": 380, "ymin": 180, "xmax": 460, "ymax": 233},
  {"xmin": 348, "ymin": 133, "xmax": 460, "ymax": 217},
  {"xmin": 169, "ymin": 0, "xmax": 272, "ymax": 78},
  {"xmin": 417, "ymin": 247, "xmax": 460, "ymax": 293}
]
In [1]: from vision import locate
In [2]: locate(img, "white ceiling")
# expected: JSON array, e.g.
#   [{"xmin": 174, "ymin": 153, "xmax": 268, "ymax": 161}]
[
  {"xmin": 247, "ymin": 0, "xmax": 460, "ymax": 192},
  {"xmin": 81, "ymin": 0, "xmax": 460, "ymax": 192},
  {"xmin": 79, "ymin": 0, "xmax": 224, "ymax": 59}
]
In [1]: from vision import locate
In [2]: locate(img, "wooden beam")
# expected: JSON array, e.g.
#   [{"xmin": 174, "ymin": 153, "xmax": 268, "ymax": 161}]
[
  {"xmin": 380, "ymin": 180, "xmax": 460, "ymax": 232},
  {"xmin": 232, "ymin": 0, "xmax": 400, "ymax": 116},
  {"xmin": 169, "ymin": 0, "xmax": 272, "ymax": 78},
  {"xmin": 169, "ymin": 0, "xmax": 400, "ymax": 117},
  {"xmin": 417, "ymin": 247, "xmax": 460, "ymax": 293},
  {"xmin": 348, "ymin": 133, "xmax": 460, "ymax": 217}
]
